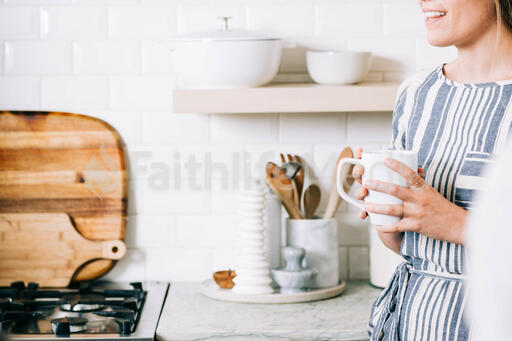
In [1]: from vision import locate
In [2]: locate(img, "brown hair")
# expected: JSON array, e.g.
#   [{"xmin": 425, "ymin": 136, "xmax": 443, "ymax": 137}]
[{"xmin": 496, "ymin": 0, "xmax": 512, "ymax": 33}]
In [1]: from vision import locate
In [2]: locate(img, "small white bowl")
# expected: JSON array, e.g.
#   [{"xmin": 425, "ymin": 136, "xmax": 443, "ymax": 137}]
[{"xmin": 306, "ymin": 50, "xmax": 372, "ymax": 85}]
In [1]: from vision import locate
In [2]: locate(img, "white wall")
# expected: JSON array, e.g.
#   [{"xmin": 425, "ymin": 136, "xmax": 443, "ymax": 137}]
[{"xmin": 0, "ymin": 0, "xmax": 456, "ymax": 282}]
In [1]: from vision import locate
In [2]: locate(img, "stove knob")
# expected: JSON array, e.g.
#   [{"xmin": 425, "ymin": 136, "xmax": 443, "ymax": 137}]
[
  {"xmin": 9, "ymin": 282, "xmax": 25, "ymax": 290},
  {"xmin": 52, "ymin": 321, "xmax": 70, "ymax": 337},
  {"xmin": 27, "ymin": 283, "xmax": 39, "ymax": 291},
  {"xmin": 130, "ymin": 282, "xmax": 143, "ymax": 291},
  {"xmin": 115, "ymin": 319, "xmax": 132, "ymax": 336}
]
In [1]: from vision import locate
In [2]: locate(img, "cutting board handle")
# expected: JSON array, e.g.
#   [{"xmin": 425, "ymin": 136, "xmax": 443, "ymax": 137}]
[{"xmin": 101, "ymin": 240, "xmax": 127, "ymax": 260}]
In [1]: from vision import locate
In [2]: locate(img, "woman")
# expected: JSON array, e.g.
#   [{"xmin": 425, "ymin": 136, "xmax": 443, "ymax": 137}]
[{"xmin": 353, "ymin": 0, "xmax": 512, "ymax": 340}]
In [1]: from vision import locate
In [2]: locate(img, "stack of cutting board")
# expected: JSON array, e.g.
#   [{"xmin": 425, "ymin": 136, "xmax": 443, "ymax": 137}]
[{"xmin": 0, "ymin": 111, "xmax": 128, "ymax": 287}]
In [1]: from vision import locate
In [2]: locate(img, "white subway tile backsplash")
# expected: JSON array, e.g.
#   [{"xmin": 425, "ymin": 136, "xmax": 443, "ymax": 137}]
[
  {"xmin": 133, "ymin": 214, "xmax": 176, "ymax": 248},
  {"xmin": 142, "ymin": 111, "xmax": 209, "ymax": 144},
  {"xmin": 348, "ymin": 246, "xmax": 370, "ymax": 280},
  {"xmin": 142, "ymin": 42, "xmax": 174, "ymax": 74},
  {"xmin": 416, "ymin": 39, "xmax": 457, "ymax": 70},
  {"xmin": 247, "ymin": 5, "xmax": 315, "ymax": 39},
  {"xmin": 110, "ymin": 76, "xmax": 175, "ymax": 109},
  {"xmin": 0, "ymin": 44, "xmax": 4, "ymax": 74},
  {"xmin": 177, "ymin": 5, "xmax": 246, "ymax": 33},
  {"xmin": 141, "ymin": 178, "xmax": 211, "ymax": 214},
  {"xmin": 41, "ymin": 7, "xmax": 108, "ymax": 39},
  {"xmin": 211, "ymin": 114, "xmax": 278, "ymax": 145},
  {"xmin": 210, "ymin": 178, "xmax": 239, "ymax": 213},
  {"xmin": 175, "ymin": 214, "xmax": 238, "ymax": 247},
  {"xmin": 347, "ymin": 112, "xmax": 393, "ymax": 143},
  {"xmin": 212, "ymin": 247, "xmax": 237, "ymax": 272},
  {"xmin": 6, "ymin": 0, "xmax": 70, "ymax": 3},
  {"xmin": 84, "ymin": 109, "xmax": 143, "ymax": 145},
  {"xmin": 109, "ymin": 7, "xmax": 177, "ymax": 39},
  {"xmin": 103, "ymin": 249, "xmax": 147, "ymax": 282},
  {"xmin": 316, "ymin": 4, "xmax": 383, "ymax": 37},
  {"xmin": 279, "ymin": 113, "xmax": 346, "ymax": 144},
  {"xmin": 337, "ymin": 212, "xmax": 370, "ymax": 247},
  {"xmin": 0, "ymin": 7, "xmax": 40, "ymax": 39},
  {"xmin": 42, "ymin": 76, "xmax": 109, "ymax": 109},
  {"xmin": 312, "ymin": 144, "xmax": 350, "ymax": 179},
  {"xmin": 383, "ymin": 3, "xmax": 425, "ymax": 36},
  {"xmin": 0, "ymin": 76, "xmax": 40, "ymax": 109},
  {"xmin": 74, "ymin": 42, "xmax": 141, "ymax": 75},
  {"xmin": 74, "ymin": 0, "xmax": 138, "ymax": 4},
  {"xmin": 348, "ymin": 38, "xmax": 416, "ymax": 72},
  {"xmin": 5, "ymin": 42, "xmax": 72, "ymax": 75},
  {"xmin": 145, "ymin": 248, "xmax": 212, "ymax": 281},
  {"xmin": 338, "ymin": 247, "xmax": 348, "ymax": 281}
]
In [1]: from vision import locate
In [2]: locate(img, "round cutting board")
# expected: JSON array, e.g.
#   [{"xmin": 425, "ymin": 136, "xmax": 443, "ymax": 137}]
[
  {"xmin": 0, "ymin": 111, "xmax": 127, "ymax": 283},
  {"xmin": 201, "ymin": 279, "xmax": 346, "ymax": 304}
]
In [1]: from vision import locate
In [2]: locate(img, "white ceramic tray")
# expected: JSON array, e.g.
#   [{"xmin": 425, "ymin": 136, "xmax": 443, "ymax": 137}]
[{"xmin": 200, "ymin": 279, "xmax": 346, "ymax": 304}]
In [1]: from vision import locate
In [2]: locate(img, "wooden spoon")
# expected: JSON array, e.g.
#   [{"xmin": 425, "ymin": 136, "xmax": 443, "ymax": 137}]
[
  {"xmin": 266, "ymin": 162, "xmax": 303, "ymax": 219},
  {"xmin": 303, "ymin": 184, "xmax": 321, "ymax": 219},
  {"xmin": 323, "ymin": 147, "xmax": 354, "ymax": 219}
]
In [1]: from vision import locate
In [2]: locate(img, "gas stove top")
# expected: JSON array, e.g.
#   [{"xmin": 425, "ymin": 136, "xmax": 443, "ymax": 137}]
[{"xmin": 0, "ymin": 281, "xmax": 169, "ymax": 341}]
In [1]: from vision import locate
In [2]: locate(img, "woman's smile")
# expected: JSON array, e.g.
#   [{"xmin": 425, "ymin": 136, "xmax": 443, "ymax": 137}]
[{"xmin": 424, "ymin": 11, "xmax": 447, "ymax": 24}]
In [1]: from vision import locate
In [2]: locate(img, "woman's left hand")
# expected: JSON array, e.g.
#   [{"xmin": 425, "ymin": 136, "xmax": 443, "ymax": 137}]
[{"xmin": 363, "ymin": 157, "xmax": 468, "ymax": 245}]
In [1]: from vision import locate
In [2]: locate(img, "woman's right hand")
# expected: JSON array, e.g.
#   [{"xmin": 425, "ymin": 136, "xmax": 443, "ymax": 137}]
[
  {"xmin": 352, "ymin": 148, "xmax": 369, "ymax": 220},
  {"xmin": 352, "ymin": 147, "xmax": 425, "ymax": 221}
]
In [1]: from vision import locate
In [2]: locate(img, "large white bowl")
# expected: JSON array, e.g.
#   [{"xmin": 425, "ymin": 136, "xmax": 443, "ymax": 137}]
[
  {"xmin": 306, "ymin": 50, "xmax": 372, "ymax": 85},
  {"xmin": 172, "ymin": 17, "xmax": 282, "ymax": 89}
]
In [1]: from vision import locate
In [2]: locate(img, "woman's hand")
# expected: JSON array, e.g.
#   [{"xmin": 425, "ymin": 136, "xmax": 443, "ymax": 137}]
[{"xmin": 360, "ymin": 155, "xmax": 468, "ymax": 245}]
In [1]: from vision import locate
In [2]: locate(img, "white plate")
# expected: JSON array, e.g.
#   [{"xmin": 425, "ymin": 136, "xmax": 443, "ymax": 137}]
[{"xmin": 200, "ymin": 279, "xmax": 346, "ymax": 304}]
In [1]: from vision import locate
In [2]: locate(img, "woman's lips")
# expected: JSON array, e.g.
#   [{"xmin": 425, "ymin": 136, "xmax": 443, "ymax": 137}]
[{"xmin": 425, "ymin": 15, "xmax": 446, "ymax": 24}]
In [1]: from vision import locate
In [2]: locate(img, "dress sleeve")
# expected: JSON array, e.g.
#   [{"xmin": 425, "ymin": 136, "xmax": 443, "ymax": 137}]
[{"xmin": 390, "ymin": 80, "xmax": 410, "ymax": 151}]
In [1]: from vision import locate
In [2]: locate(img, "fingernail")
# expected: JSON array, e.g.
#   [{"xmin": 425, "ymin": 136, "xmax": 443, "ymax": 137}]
[{"xmin": 384, "ymin": 157, "xmax": 392, "ymax": 166}]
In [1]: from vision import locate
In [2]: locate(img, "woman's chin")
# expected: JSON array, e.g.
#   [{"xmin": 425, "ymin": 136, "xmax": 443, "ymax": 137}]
[{"xmin": 426, "ymin": 33, "xmax": 455, "ymax": 48}]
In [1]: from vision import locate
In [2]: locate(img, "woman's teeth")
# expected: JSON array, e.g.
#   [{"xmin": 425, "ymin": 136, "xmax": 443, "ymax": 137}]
[{"xmin": 425, "ymin": 11, "xmax": 447, "ymax": 19}]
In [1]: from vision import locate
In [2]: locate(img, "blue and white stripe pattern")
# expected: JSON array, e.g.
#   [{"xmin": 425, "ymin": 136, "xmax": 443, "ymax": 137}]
[{"xmin": 368, "ymin": 63, "xmax": 512, "ymax": 341}]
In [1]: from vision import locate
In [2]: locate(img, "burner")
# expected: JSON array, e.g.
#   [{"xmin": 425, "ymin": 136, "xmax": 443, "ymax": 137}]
[
  {"xmin": 51, "ymin": 317, "xmax": 88, "ymax": 336},
  {"xmin": 0, "ymin": 281, "xmax": 168, "ymax": 341},
  {"xmin": 60, "ymin": 294, "xmax": 105, "ymax": 312}
]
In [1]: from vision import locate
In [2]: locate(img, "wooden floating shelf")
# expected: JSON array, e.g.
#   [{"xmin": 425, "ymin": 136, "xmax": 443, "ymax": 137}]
[{"xmin": 172, "ymin": 82, "xmax": 400, "ymax": 114}]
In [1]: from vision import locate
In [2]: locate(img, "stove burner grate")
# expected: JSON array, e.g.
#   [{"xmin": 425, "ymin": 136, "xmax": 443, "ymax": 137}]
[
  {"xmin": 0, "ymin": 282, "xmax": 148, "ymax": 337},
  {"xmin": 51, "ymin": 317, "xmax": 88, "ymax": 336}
]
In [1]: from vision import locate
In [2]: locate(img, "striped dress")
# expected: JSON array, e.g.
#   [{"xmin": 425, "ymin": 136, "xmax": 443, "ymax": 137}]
[{"xmin": 368, "ymin": 63, "xmax": 512, "ymax": 341}]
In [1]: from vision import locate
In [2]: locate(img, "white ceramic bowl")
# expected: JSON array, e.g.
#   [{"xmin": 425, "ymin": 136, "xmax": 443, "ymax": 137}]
[
  {"xmin": 172, "ymin": 17, "xmax": 282, "ymax": 89},
  {"xmin": 306, "ymin": 50, "xmax": 372, "ymax": 85}
]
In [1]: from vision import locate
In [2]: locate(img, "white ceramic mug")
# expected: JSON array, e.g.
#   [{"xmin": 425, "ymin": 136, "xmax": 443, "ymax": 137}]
[{"xmin": 336, "ymin": 150, "xmax": 418, "ymax": 226}]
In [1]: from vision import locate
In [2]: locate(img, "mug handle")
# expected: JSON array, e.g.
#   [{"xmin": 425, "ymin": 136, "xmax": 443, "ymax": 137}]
[{"xmin": 336, "ymin": 158, "xmax": 365, "ymax": 210}]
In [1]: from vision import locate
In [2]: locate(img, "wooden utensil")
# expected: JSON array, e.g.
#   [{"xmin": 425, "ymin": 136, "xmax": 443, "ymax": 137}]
[
  {"xmin": 292, "ymin": 155, "xmax": 305, "ymax": 206},
  {"xmin": 279, "ymin": 154, "xmax": 302, "ymax": 209},
  {"xmin": 0, "ymin": 213, "xmax": 126, "ymax": 287},
  {"xmin": 265, "ymin": 162, "xmax": 303, "ymax": 219},
  {"xmin": 0, "ymin": 111, "xmax": 127, "ymax": 282},
  {"xmin": 303, "ymin": 184, "xmax": 321, "ymax": 219},
  {"xmin": 324, "ymin": 147, "xmax": 354, "ymax": 219}
]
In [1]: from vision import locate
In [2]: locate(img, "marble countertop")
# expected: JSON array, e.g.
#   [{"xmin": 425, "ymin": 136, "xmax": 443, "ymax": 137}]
[{"xmin": 156, "ymin": 281, "xmax": 382, "ymax": 341}]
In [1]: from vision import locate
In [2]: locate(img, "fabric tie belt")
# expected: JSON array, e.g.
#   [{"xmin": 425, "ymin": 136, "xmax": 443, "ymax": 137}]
[{"xmin": 368, "ymin": 262, "xmax": 465, "ymax": 341}]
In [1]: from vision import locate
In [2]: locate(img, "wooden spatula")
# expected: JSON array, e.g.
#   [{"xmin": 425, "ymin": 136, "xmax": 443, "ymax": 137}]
[
  {"xmin": 304, "ymin": 184, "xmax": 321, "ymax": 219},
  {"xmin": 265, "ymin": 162, "xmax": 303, "ymax": 219},
  {"xmin": 0, "ymin": 213, "xmax": 126, "ymax": 287},
  {"xmin": 324, "ymin": 147, "xmax": 354, "ymax": 219}
]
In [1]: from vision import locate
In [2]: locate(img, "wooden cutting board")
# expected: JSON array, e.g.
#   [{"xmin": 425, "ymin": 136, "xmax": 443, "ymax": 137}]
[
  {"xmin": 0, "ymin": 213, "xmax": 126, "ymax": 287},
  {"xmin": 0, "ymin": 111, "xmax": 127, "ymax": 283}
]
